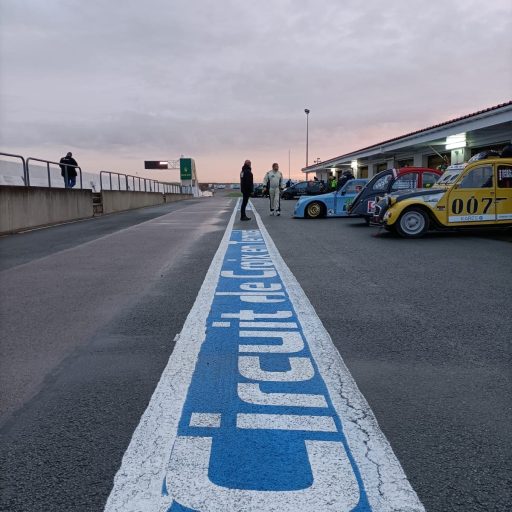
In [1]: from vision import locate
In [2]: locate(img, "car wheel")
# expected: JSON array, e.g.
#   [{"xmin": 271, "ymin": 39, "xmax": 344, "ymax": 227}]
[
  {"xmin": 306, "ymin": 201, "xmax": 323, "ymax": 219},
  {"xmin": 396, "ymin": 208, "xmax": 429, "ymax": 238}
]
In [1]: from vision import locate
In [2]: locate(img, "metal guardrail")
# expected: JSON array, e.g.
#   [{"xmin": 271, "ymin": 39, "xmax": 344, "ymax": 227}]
[
  {"xmin": 99, "ymin": 170, "xmax": 191, "ymax": 195},
  {"xmin": 1, "ymin": 151, "xmax": 194, "ymax": 195},
  {"xmin": 100, "ymin": 170, "xmax": 157, "ymax": 192},
  {"xmin": 0, "ymin": 152, "xmax": 28, "ymax": 185},
  {"xmin": 26, "ymin": 157, "xmax": 83, "ymax": 189}
]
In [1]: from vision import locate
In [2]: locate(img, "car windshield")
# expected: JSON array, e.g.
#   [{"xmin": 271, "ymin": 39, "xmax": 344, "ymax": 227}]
[
  {"xmin": 372, "ymin": 173, "xmax": 392, "ymax": 191},
  {"xmin": 343, "ymin": 181, "xmax": 365, "ymax": 194},
  {"xmin": 435, "ymin": 165, "xmax": 465, "ymax": 186},
  {"xmin": 351, "ymin": 183, "xmax": 369, "ymax": 203}
]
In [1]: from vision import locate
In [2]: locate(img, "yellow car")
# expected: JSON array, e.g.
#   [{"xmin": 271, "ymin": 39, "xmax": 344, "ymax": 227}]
[{"xmin": 374, "ymin": 154, "xmax": 512, "ymax": 238}]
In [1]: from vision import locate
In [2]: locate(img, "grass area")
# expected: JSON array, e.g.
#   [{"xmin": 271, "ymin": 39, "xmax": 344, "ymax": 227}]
[{"xmin": 227, "ymin": 192, "xmax": 243, "ymax": 197}]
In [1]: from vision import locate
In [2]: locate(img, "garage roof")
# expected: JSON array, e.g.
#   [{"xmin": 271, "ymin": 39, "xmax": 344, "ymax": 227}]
[{"xmin": 303, "ymin": 100, "xmax": 512, "ymax": 172}]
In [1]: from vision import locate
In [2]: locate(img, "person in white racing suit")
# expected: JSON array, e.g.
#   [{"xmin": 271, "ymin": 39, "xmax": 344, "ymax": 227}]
[{"xmin": 263, "ymin": 163, "xmax": 283, "ymax": 216}]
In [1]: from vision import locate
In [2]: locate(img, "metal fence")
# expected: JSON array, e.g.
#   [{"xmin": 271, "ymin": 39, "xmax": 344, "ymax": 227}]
[
  {"xmin": 99, "ymin": 170, "xmax": 188, "ymax": 194},
  {"xmin": 100, "ymin": 170, "xmax": 156, "ymax": 192},
  {"xmin": 0, "ymin": 151, "xmax": 192, "ymax": 195},
  {"xmin": 0, "ymin": 152, "xmax": 28, "ymax": 185},
  {"xmin": 27, "ymin": 157, "xmax": 83, "ymax": 189}
]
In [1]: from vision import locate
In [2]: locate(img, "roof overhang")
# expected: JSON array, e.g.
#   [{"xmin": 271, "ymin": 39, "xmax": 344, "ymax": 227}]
[{"xmin": 303, "ymin": 102, "xmax": 512, "ymax": 173}]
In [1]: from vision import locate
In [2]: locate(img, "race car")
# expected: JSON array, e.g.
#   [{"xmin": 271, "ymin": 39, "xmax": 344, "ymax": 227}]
[
  {"xmin": 373, "ymin": 153, "xmax": 512, "ymax": 238},
  {"xmin": 281, "ymin": 180, "xmax": 327, "ymax": 199},
  {"xmin": 251, "ymin": 184, "xmax": 268, "ymax": 198},
  {"xmin": 347, "ymin": 166, "xmax": 442, "ymax": 224},
  {"xmin": 293, "ymin": 179, "xmax": 368, "ymax": 218}
]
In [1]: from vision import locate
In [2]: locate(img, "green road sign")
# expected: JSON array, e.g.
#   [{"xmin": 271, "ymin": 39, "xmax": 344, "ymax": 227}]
[{"xmin": 180, "ymin": 158, "xmax": 192, "ymax": 180}]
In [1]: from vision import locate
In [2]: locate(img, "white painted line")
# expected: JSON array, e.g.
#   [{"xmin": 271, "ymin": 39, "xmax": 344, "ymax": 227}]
[
  {"xmin": 222, "ymin": 310, "xmax": 291, "ymax": 320},
  {"xmin": 238, "ymin": 355, "xmax": 315, "ymax": 382},
  {"xmin": 237, "ymin": 382, "xmax": 328, "ymax": 408},
  {"xmin": 236, "ymin": 413, "xmax": 338, "ymax": 432},
  {"xmin": 238, "ymin": 330, "xmax": 304, "ymax": 353},
  {"xmin": 189, "ymin": 413, "xmax": 222, "ymax": 428},
  {"xmin": 212, "ymin": 322, "xmax": 230, "ymax": 328},
  {"xmin": 215, "ymin": 291, "xmax": 284, "ymax": 296},
  {"xmin": 239, "ymin": 321, "xmax": 298, "ymax": 328}
]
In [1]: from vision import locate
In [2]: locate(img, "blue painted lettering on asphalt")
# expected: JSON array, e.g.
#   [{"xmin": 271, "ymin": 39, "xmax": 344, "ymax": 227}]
[{"xmin": 166, "ymin": 229, "xmax": 371, "ymax": 511}]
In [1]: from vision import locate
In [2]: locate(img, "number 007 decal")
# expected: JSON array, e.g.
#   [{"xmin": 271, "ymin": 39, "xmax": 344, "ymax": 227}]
[{"xmin": 449, "ymin": 197, "xmax": 495, "ymax": 222}]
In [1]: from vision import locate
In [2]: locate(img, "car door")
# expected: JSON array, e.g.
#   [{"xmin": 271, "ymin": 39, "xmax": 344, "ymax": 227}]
[
  {"xmin": 420, "ymin": 172, "xmax": 441, "ymax": 189},
  {"xmin": 496, "ymin": 163, "xmax": 512, "ymax": 223},
  {"xmin": 335, "ymin": 180, "xmax": 362, "ymax": 214},
  {"xmin": 295, "ymin": 182, "xmax": 308, "ymax": 197},
  {"xmin": 292, "ymin": 181, "xmax": 308, "ymax": 197},
  {"xmin": 446, "ymin": 164, "xmax": 495, "ymax": 225},
  {"xmin": 366, "ymin": 172, "xmax": 393, "ymax": 214}
]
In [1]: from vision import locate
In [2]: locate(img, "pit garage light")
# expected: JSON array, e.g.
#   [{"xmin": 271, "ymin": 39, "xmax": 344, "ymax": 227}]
[
  {"xmin": 351, "ymin": 159, "xmax": 358, "ymax": 171},
  {"xmin": 445, "ymin": 133, "xmax": 466, "ymax": 150}
]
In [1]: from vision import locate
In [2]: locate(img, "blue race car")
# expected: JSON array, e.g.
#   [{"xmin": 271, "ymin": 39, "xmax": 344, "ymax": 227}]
[{"xmin": 293, "ymin": 179, "xmax": 368, "ymax": 218}]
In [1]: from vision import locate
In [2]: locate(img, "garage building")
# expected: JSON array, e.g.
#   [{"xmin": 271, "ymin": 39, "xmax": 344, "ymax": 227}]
[{"xmin": 303, "ymin": 101, "xmax": 512, "ymax": 181}]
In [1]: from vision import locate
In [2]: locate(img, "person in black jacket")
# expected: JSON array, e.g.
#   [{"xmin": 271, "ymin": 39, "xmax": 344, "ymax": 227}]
[
  {"xmin": 240, "ymin": 160, "xmax": 253, "ymax": 221},
  {"xmin": 337, "ymin": 170, "xmax": 354, "ymax": 190},
  {"xmin": 502, "ymin": 144, "xmax": 512, "ymax": 158},
  {"xmin": 59, "ymin": 152, "xmax": 78, "ymax": 188}
]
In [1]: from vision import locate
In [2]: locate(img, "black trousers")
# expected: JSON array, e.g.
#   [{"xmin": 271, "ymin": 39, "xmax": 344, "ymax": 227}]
[{"xmin": 241, "ymin": 193, "xmax": 250, "ymax": 218}]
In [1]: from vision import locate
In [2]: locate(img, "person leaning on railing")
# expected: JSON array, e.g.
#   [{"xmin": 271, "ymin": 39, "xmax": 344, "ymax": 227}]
[{"xmin": 59, "ymin": 152, "xmax": 78, "ymax": 188}]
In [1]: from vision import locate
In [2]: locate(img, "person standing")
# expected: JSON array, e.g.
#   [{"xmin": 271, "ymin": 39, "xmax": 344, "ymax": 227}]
[
  {"xmin": 328, "ymin": 174, "xmax": 337, "ymax": 192},
  {"xmin": 337, "ymin": 170, "xmax": 354, "ymax": 190},
  {"xmin": 59, "ymin": 152, "xmax": 78, "ymax": 188},
  {"xmin": 264, "ymin": 163, "xmax": 283, "ymax": 216},
  {"xmin": 240, "ymin": 159, "xmax": 253, "ymax": 221}
]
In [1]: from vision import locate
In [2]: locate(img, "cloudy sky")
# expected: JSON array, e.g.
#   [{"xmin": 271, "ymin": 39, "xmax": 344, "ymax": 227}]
[{"xmin": 1, "ymin": 0, "xmax": 511, "ymax": 182}]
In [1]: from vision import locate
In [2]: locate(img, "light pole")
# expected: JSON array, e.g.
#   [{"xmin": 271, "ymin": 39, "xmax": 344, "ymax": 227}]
[{"xmin": 304, "ymin": 108, "xmax": 310, "ymax": 167}]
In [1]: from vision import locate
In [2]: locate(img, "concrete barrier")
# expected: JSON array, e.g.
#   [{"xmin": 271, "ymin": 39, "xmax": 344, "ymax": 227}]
[
  {"xmin": 164, "ymin": 193, "xmax": 193, "ymax": 203},
  {"xmin": 101, "ymin": 191, "xmax": 165, "ymax": 214},
  {"xmin": 0, "ymin": 186, "xmax": 93, "ymax": 235},
  {"xmin": 0, "ymin": 187, "xmax": 195, "ymax": 234},
  {"xmin": 101, "ymin": 191, "xmax": 192, "ymax": 214}
]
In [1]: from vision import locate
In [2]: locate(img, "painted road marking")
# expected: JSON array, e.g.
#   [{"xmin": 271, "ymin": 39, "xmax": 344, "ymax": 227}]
[
  {"xmin": 105, "ymin": 200, "xmax": 424, "ymax": 512},
  {"xmin": 211, "ymin": 321, "xmax": 230, "ymax": 328},
  {"xmin": 189, "ymin": 413, "xmax": 222, "ymax": 429},
  {"xmin": 236, "ymin": 382, "xmax": 328, "ymax": 408},
  {"xmin": 236, "ymin": 413, "xmax": 338, "ymax": 432}
]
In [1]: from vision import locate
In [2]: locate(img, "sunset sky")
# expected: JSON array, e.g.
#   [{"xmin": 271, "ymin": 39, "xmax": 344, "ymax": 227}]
[{"xmin": 1, "ymin": 0, "xmax": 511, "ymax": 183}]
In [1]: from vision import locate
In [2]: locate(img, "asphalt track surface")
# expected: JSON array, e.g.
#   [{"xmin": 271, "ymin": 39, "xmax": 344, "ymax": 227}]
[{"xmin": 0, "ymin": 193, "xmax": 511, "ymax": 511}]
